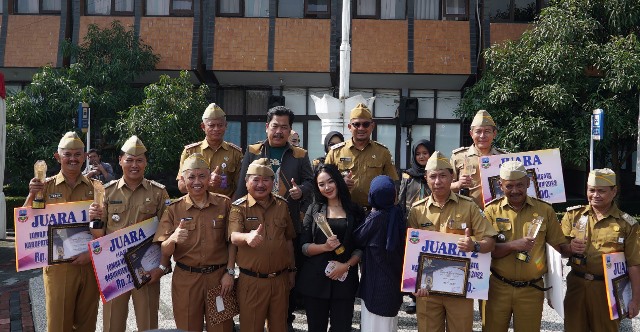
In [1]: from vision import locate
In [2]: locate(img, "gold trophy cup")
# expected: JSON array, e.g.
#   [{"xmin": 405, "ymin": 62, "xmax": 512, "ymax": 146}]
[
  {"xmin": 92, "ymin": 181, "xmax": 105, "ymax": 222},
  {"xmin": 314, "ymin": 213, "xmax": 345, "ymax": 255},
  {"xmin": 516, "ymin": 216, "xmax": 543, "ymax": 263},
  {"xmin": 32, "ymin": 160, "xmax": 47, "ymax": 209},
  {"xmin": 570, "ymin": 216, "xmax": 588, "ymax": 265}
]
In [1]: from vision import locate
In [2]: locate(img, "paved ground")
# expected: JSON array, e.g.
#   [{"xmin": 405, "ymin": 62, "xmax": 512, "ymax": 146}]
[{"xmin": 2, "ymin": 236, "xmax": 638, "ymax": 331}]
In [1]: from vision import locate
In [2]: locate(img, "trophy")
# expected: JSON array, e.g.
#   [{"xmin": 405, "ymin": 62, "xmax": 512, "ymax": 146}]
[
  {"xmin": 89, "ymin": 181, "xmax": 106, "ymax": 230},
  {"xmin": 314, "ymin": 213, "xmax": 345, "ymax": 255},
  {"xmin": 32, "ymin": 160, "xmax": 47, "ymax": 209},
  {"xmin": 460, "ymin": 155, "xmax": 475, "ymax": 197},
  {"xmin": 515, "ymin": 216, "xmax": 543, "ymax": 263},
  {"xmin": 570, "ymin": 216, "xmax": 588, "ymax": 266}
]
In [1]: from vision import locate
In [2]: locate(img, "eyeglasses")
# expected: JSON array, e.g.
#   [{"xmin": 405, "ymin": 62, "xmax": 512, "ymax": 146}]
[{"xmin": 351, "ymin": 121, "xmax": 371, "ymax": 129}]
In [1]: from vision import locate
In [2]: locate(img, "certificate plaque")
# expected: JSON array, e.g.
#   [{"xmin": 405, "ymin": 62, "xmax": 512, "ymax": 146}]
[
  {"xmin": 416, "ymin": 253, "xmax": 470, "ymax": 298},
  {"xmin": 613, "ymin": 274, "xmax": 632, "ymax": 319},
  {"xmin": 124, "ymin": 237, "xmax": 162, "ymax": 289},
  {"xmin": 48, "ymin": 223, "xmax": 92, "ymax": 264}
]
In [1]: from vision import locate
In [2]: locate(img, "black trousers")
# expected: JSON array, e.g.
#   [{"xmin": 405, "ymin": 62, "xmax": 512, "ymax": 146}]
[{"xmin": 303, "ymin": 296, "xmax": 355, "ymax": 332}]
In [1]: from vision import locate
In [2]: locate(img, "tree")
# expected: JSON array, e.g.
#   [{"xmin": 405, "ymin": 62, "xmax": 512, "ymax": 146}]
[
  {"xmin": 116, "ymin": 71, "xmax": 209, "ymax": 176},
  {"xmin": 458, "ymin": 0, "xmax": 640, "ymax": 183}
]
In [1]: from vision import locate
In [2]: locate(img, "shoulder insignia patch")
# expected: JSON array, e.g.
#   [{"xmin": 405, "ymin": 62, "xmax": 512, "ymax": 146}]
[
  {"xmin": 566, "ymin": 205, "xmax": 583, "ymax": 212},
  {"xmin": 227, "ymin": 141, "xmax": 242, "ymax": 153},
  {"xmin": 330, "ymin": 142, "xmax": 346, "ymax": 150},
  {"xmin": 169, "ymin": 196, "xmax": 184, "ymax": 206},
  {"xmin": 411, "ymin": 197, "xmax": 428, "ymax": 207},
  {"xmin": 248, "ymin": 143, "xmax": 263, "ymax": 155},
  {"xmin": 232, "ymin": 197, "xmax": 247, "ymax": 206},
  {"xmin": 531, "ymin": 197, "xmax": 552, "ymax": 206},
  {"xmin": 103, "ymin": 179, "xmax": 117, "ymax": 189},
  {"xmin": 372, "ymin": 140, "xmax": 389, "ymax": 149},
  {"xmin": 273, "ymin": 194, "xmax": 287, "ymax": 202},
  {"xmin": 291, "ymin": 146, "xmax": 307, "ymax": 158},
  {"xmin": 495, "ymin": 147, "xmax": 509, "ymax": 154},
  {"xmin": 149, "ymin": 180, "xmax": 166, "ymax": 189},
  {"xmin": 457, "ymin": 194, "xmax": 473, "ymax": 202},
  {"xmin": 484, "ymin": 196, "xmax": 503, "ymax": 206},
  {"xmin": 184, "ymin": 141, "xmax": 201, "ymax": 150},
  {"xmin": 45, "ymin": 176, "xmax": 55, "ymax": 183},
  {"xmin": 452, "ymin": 146, "xmax": 469, "ymax": 154},
  {"xmin": 621, "ymin": 213, "xmax": 637, "ymax": 226}
]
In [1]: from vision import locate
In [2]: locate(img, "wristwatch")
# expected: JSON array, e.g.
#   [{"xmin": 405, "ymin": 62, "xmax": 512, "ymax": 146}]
[
  {"xmin": 158, "ymin": 264, "xmax": 170, "ymax": 274},
  {"xmin": 226, "ymin": 268, "xmax": 235, "ymax": 276},
  {"xmin": 473, "ymin": 241, "xmax": 481, "ymax": 253},
  {"xmin": 89, "ymin": 221, "xmax": 104, "ymax": 229}
]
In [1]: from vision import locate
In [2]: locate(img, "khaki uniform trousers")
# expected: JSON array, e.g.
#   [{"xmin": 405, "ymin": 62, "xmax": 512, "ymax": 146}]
[
  {"xmin": 237, "ymin": 272, "xmax": 290, "ymax": 332},
  {"xmin": 416, "ymin": 295, "xmax": 473, "ymax": 332},
  {"xmin": 103, "ymin": 280, "xmax": 160, "ymax": 332},
  {"xmin": 484, "ymin": 275, "xmax": 545, "ymax": 332},
  {"xmin": 43, "ymin": 263, "xmax": 99, "ymax": 332},
  {"xmin": 172, "ymin": 267, "xmax": 233, "ymax": 332},
  {"xmin": 564, "ymin": 272, "xmax": 620, "ymax": 332}
]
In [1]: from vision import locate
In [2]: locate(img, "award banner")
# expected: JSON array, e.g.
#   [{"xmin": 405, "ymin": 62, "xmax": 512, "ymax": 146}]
[
  {"xmin": 88, "ymin": 217, "xmax": 159, "ymax": 303},
  {"xmin": 14, "ymin": 201, "xmax": 92, "ymax": 272},
  {"xmin": 603, "ymin": 252, "xmax": 629, "ymax": 320},
  {"xmin": 402, "ymin": 229, "xmax": 492, "ymax": 300},
  {"xmin": 478, "ymin": 149, "xmax": 566, "ymax": 205}
]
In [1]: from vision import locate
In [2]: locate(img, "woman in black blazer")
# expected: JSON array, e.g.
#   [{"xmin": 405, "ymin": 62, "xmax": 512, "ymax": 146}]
[{"xmin": 298, "ymin": 164, "xmax": 364, "ymax": 332}]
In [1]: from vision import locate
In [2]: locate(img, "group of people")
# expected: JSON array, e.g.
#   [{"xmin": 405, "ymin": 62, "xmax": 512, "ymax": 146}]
[{"xmin": 24, "ymin": 101, "xmax": 639, "ymax": 332}]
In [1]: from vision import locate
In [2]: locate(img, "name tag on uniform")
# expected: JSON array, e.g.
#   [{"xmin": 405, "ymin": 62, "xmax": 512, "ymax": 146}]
[
  {"xmin": 339, "ymin": 157, "xmax": 352, "ymax": 162},
  {"xmin": 461, "ymin": 223, "xmax": 467, "ymax": 229},
  {"xmin": 109, "ymin": 200, "xmax": 122, "ymax": 204},
  {"xmin": 247, "ymin": 217, "xmax": 258, "ymax": 221},
  {"xmin": 49, "ymin": 193, "xmax": 62, "ymax": 199},
  {"xmin": 496, "ymin": 218, "xmax": 509, "ymax": 223},
  {"xmin": 420, "ymin": 222, "xmax": 433, "ymax": 227}
]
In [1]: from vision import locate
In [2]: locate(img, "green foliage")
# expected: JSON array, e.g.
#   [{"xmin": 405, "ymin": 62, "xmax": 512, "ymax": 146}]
[
  {"xmin": 458, "ymin": 0, "xmax": 640, "ymax": 174},
  {"xmin": 4, "ymin": 197, "xmax": 27, "ymax": 230},
  {"xmin": 116, "ymin": 71, "xmax": 209, "ymax": 176}
]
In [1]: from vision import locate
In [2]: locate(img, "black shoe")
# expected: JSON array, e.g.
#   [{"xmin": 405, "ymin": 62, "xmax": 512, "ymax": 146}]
[{"xmin": 405, "ymin": 303, "xmax": 416, "ymax": 314}]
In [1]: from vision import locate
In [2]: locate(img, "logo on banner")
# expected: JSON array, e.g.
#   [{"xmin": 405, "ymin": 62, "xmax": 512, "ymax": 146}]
[
  {"xmin": 92, "ymin": 241, "xmax": 103, "ymax": 255},
  {"xmin": 17, "ymin": 209, "xmax": 28, "ymax": 223},
  {"xmin": 606, "ymin": 255, "xmax": 611, "ymax": 269},
  {"xmin": 481, "ymin": 157, "xmax": 491, "ymax": 169},
  {"xmin": 409, "ymin": 230, "xmax": 420, "ymax": 244}
]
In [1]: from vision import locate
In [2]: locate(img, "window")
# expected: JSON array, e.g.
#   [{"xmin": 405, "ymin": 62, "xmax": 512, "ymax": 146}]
[
  {"xmin": 414, "ymin": 0, "xmax": 439, "ymax": 20},
  {"xmin": 86, "ymin": 0, "xmax": 134, "ymax": 15},
  {"xmin": 145, "ymin": 0, "xmax": 193, "ymax": 16},
  {"xmin": 355, "ymin": 0, "xmax": 378, "ymax": 18},
  {"xmin": 218, "ymin": 0, "xmax": 243, "ymax": 17},
  {"xmin": 245, "ymin": 0, "xmax": 269, "ymax": 17},
  {"xmin": 381, "ymin": 0, "xmax": 405, "ymax": 19},
  {"xmin": 279, "ymin": 0, "xmax": 303, "ymax": 18},
  {"xmin": 16, "ymin": 0, "xmax": 61, "ymax": 14},
  {"xmin": 490, "ymin": 0, "xmax": 543, "ymax": 22},
  {"xmin": 305, "ymin": 0, "xmax": 329, "ymax": 18},
  {"xmin": 442, "ymin": 0, "xmax": 466, "ymax": 20}
]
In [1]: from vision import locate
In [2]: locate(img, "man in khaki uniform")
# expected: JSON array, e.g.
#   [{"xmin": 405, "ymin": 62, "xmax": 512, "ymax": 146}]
[
  {"xmin": 177, "ymin": 103, "xmax": 243, "ymax": 197},
  {"xmin": 562, "ymin": 168, "xmax": 640, "ymax": 331},
  {"xmin": 483, "ymin": 161, "xmax": 571, "ymax": 332},
  {"xmin": 24, "ymin": 131, "xmax": 99, "ymax": 332},
  {"xmin": 324, "ymin": 103, "xmax": 398, "ymax": 209},
  {"xmin": 155, "ymin": 153, "xmax": 236, "ymax": 332},
  {"xmin": 88, "ymin": 136, "xmax": 170, "ymax": 332},
  {"xmin": 451, "ymin": 109, "xmax": 506, "ymax": 208},
  {"xmin": 408, "ymin": 151, "xmax": 497, "ymax": 332},
  {"xmin": 229, "ymin": 158, "xmax": 297, "ymax": 332}
]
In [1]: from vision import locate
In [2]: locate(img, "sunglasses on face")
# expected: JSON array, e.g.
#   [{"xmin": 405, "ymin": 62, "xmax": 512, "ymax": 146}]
[{"xmin": 351, "ymin": 121, "xmax": 371, "ymax": 129}]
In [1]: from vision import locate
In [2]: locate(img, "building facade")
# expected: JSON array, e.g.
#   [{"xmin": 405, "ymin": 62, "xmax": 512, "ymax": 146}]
[{"xmin": 0, "ymin": 0, "xmax": 543, "ymax": 169}]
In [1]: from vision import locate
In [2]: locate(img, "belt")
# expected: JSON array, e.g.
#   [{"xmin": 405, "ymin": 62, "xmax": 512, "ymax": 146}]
[
  {"xmin": 176, "ymin": 262, "xmax": 225, "ymax": 274},
  {"xmin": 490, "ymin": 269, "xmax": 550, "ymax": 292},
  {"xmin": 239, "ymin": 267, "xmax": 288, "ymax": 279},
  {"xmin": 571, "ymin": 270, "xmax": 604, "ymax": 281}
]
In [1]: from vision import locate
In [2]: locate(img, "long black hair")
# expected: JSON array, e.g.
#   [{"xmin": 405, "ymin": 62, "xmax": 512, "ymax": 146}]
[{"xmin": 313, "ymin": 164, "xmax": 361, "ymax": 216}]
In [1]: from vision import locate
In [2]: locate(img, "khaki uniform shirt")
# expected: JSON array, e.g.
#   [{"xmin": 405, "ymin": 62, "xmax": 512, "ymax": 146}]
[
  {"xmin": 484, "ymin": 196, "xmax": 566, "ymax": 280},
  {"xmin": 561, "ymin": 204, "xmax": 640, "ymax": 275},
  {"xmin": 154, "ymin": 193, "xmax": 231, "ymax": 267},
  {"xmin": 324, "ymin": 139, "xmax": 399, "ymax": 208},
  {"xmin": 177, "ymin": 140, "xmax": 243, "ymax": 198},
  {"xmin": 451, "ymin": 145, "xmax": 505, "ymax": 208},
  {"xmin": 228, "ymin": 194, "xmax": 296, "ymax": 274},
  {"xmin": 101, "ymin": 178, "xmax": 169, "ymax": 234},
  {"xmin": 43, "ymin": 172, "xmax": 95, "ymax": 204},
  {"xmin": 407, "ymin": 191, "xmax": 497, "ymax": 239}
]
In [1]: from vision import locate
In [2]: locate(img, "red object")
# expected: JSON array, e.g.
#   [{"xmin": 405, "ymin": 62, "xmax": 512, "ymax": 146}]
[{"xmin": 0, "ymin": 72, "xmax": 5, "ymax": 99}]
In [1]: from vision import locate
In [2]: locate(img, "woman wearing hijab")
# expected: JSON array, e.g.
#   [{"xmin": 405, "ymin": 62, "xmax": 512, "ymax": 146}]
[
  {"xmin": 398, "ymin": 139, "xmax": 433, "ymax": 313},
  {"xmin": 353, "ymin": 175, "xmax": 405, "ymax": 332},
  {"xmin": 312, "ymin": 131, "xmax": 345, "ymax": 172},
  {"xmin": 298, "ymin": 164, "xmax": 364, "ymax": 332}
]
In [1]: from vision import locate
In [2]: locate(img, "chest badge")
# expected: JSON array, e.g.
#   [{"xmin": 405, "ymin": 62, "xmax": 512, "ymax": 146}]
[
  {"xmin": 112, "ymin": 214, "xmax": 120, "ymax": 222},
  {"xmin": 613, "ymin": 225, "xmax": 620, "ymax": 232},
  {"xmin": 372, "ymin": 155, "xmax": 376, "ymax": 159},
  {"xmin": 224, "ymin": 156, "xmax": 229, "ymax": 161},
  {"xmin": 145, "ymin": 197, "xmax": 151, "ymax": 202}
]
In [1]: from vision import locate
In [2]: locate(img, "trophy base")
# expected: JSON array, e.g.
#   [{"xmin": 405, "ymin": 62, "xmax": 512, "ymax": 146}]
[
  {"xmin": 32, "ymin": 200, "xmax": 45, "ymax": 209},
  {"xmin": 570, "ymin": 255, "xmax": 587, "ymax": 266},
  {"xmin": 515, "ymin": 252, "xmax": 530, "ymax": 263},
  {"xmin": 334, "ymin": 246, "xmax": 345, "ymax": 255}
]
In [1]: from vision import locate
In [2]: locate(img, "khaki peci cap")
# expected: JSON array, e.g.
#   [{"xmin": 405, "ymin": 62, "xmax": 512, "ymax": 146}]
[
  {"xmin": 247, "ymin": 158, "xmax": 275, "ymax": 177},
  {"xmin": 587, "ymin": 168, "xmax": 616, "ymax": 187},
  {"xmin": 471, "ymin": 110, "xmax": 496, "ymax": 127},
  {"xmin": 425, "ymin": 151, "xmax": 453, "ymax": 171},
  {"xmin": 499, "ymin": 161, "xmax": 527, "ymax": 180},
  {"xmin": 182, "ymin": 153, "xmax": 210, "ymax": 172},
  {"xmin": 58, "ymin": 131, "xmax": 85, "ymax": 149},
  {"xmin": 350, "ymin": 103, "xmax": 373, "ymax": 120},
  {"xmin": 121, "ymin": 135, "xmax": 147, "ymax": 156},
  {"xmin": 202, "ymin": 103, "xmax": 225, "ymax": 121}
]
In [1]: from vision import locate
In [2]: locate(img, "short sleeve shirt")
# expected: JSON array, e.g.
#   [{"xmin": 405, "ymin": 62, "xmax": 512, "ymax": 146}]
[
  {"xmin": 42, "ymin": 172, "xmax": 95, "ymax": 204},
  {"xmin": 450, "ymin": 145, "xmax": 505, "ymax": 208}
]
